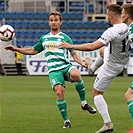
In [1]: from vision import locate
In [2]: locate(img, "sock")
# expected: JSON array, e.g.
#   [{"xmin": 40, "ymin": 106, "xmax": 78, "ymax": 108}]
[
  {"xmin": 56, "ymin": 99, "xmax": 69, "ymax": 121},
  {"xmin": 75, "ymin": 80, "xmax": 87, "ymax": 106},
  {"xmin": 127, "ymin": 100, "xmax": 133, "ymax": 120},
  {"xmin": 90, "ymin": 53, "xmax": 103, "ymax": 72},
  {"xmin": 94, "ymin": 95, "xmax": 111, "ymax": 123}
]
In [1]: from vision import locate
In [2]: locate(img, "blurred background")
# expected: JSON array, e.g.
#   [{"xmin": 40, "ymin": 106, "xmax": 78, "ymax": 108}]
[{"xmin": 0, "ymin": 0, "xmax": 133, "ymax": 76}]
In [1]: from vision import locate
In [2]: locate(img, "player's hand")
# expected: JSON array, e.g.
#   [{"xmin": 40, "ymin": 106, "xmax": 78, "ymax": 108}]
[
  {"xmin": 58, "ymin": 42, "xmax": 72, "ymax": 49},
  {"xmin": 5, "ymin": 44, "xmax": 16, "ymax": 51},
  {"xmin": 82, "ymin": 62, "xmax": 88, "ymax": 68}
]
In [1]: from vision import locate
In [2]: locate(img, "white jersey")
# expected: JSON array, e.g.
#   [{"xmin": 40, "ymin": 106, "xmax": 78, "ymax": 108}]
[
  {"xmin": 94, "ymin": 23, "xmax": 131, "ymax": 92},
  {"xmin": 99, "ymin": 23, "xmax": 130, "ymax": 67}
]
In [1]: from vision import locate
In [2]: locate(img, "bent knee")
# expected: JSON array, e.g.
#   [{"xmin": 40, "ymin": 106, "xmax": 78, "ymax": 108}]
[{"xmin": 70, "ymin": 69, "xmax": 81, "ymax": 81}]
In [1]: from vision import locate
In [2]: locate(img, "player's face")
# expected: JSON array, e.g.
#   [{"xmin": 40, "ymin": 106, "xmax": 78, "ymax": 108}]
[
  {"xmin": 121, "ymin": 9, "xmax": 128, "ymax": 24},
  {"xmin": 49, "ymin": 15, "xmax": 62, "ymax": 31}
]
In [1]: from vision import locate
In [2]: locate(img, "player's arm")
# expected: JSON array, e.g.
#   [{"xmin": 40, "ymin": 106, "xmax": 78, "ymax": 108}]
[
  {"xmin": 5, "ymin": 44, "xmax": 38, "ymax": 55},
  {"xmin": 58, "ymin": 40, "xmax": 104, "ymax": 51},
  {"xmin": 70, "ymin": 50, "xmax": 86, "ymax": 67}
]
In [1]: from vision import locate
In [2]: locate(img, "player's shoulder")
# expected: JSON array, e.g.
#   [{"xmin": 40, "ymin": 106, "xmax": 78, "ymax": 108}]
[
  {"xmin": 60, "ymin": 31, "xmax": 72, "ymax": 42},
  {"xmin": 106, "ymin": 23, "xmax": 128, "ymax": 34},
  {"xmin": 60, "ymin": 31, "xmax": 71, "ymax": 39}
]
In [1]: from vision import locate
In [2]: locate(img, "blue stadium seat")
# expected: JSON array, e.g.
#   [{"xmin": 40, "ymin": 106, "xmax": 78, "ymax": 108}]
[
  {"xmin": 69, "ymin": 12, "xmax": 77, "ymax": 20},
  {"xmin": 88, "ymin": 4, "xmax": 94, "ymax": 13},
  {"xmin": 4, "ymin": 12, "xmax": 11, "ymax": 20},
  {"xmin": 18, "ymin": 12, "xmax": 25, "ymax": 20},
  {"xmin": 82, "ymin": 21, "xmax": 89, "ymax": 29},
  {"xmin": 0, "ymin": 12, "xmax": 3, "ymax": 19},
  {"xmin": 0, "ymin": 2, "xmax": 8, "ymax": 11},
  {"xmin": 31, "ymin": 21, "xmax": 39, "ymax": 29},
  {"xmin": 96, "ymin": 21, "xmax": 104, "ymax": 29},
  {"xmin": 90, "ymin": 21, "xmax": 97, "ymax": 29},
  {"xmin": 61, "ymin": 21, "xmax": 68, "ymax": 29},
  {"xmin": 77, "ymin": 12, "xmax": 83, "ymax": 21},
  {"xmin": 33, "ymin": 12, "xmax": 40, "ymax": 20},
  {"xmin": 28, "ymin": 39, "xmax": 35, "ymax": 46},
  {"xmin": 79, "ymin": 39, "xmax": 86, "ymax": 44},
  {"xmin": 25, "ymin": 12, "xmax": 33, "ymax": 20},
  {"xmin": 74, "ymin": 30, "xmax": 81, "ymax": 39},
  {"xmin": 16, "ymin": 20, "xmax": 23, "ymax": 29},
  {"xmin": 15, "ymin": 30, "xmax": 22, "ymax": 39},
  {"xmin": 11, "ymin": 12, "xmax": 18, "ymax": 20},
  {"xmin": 37, "ymin": 30, "xmax": 44, "ymax": 38},
  {"xmin": 29, "ymin": 30, "xmax": 37, "ymax": 39},
  {"xmin": 16, "ymin": 40, "xmax": 21, "ymax": 47},
  {"xmin": 66, "ymin": 30, "xmax": 73, "ymax": 38},
  {"xmin": 20, "ymin": 39, "xmax": 27, "ymax": 47},
  {"xmin": 88, "ymin": 30, "xmax": 95, "ymax": 39},
  {"xmin": 103, "ymin": 21, "xmax": 110, "ymax": 29},
  {"xmin": 40, "ymin": 12, "xmax": 49, "ymax": 20},
  {"xmin": 75, "ymin": 21, "xmax": 83, "ymax": 29},
  {"xmin": 81, "ymin": 30, "xmax": 88, "ymax": 38},
  {"xmin": 6, "ymin": 20, "xmax": 16, "ymax": 28},
  {"xmin": 23, "ymin": 21, "xmax": 31, "ymax": 29},
  {"xmin": 38, "ymin": 21, "xmax": 45, "ymax": 29},
  {"xmin": 68, "ymin": 21, "xmax": 75, "ymax": 29},
  {"xmin": 22, "ymin": 30, "xmax": 29, "ymax": 39},
  {"xmin": 73, "ymin": 39, "xmax": 79, "ymax": 44},
  {"xmin": 62, "ymin": 12, "xmax": 69, "ymax": 20},
  {"xmin": 96, "ymin": 30, "xmax": 103, "ymax": 38}
]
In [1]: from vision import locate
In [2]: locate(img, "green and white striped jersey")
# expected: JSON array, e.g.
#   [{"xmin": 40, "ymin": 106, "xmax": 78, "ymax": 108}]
[
  {"xmin": 34, "ymin": 31, "xmax": 74, "ymax": 73},
  {"xmin": 129, "ymin": 22, "xmax": 133, "ymax": 48}
]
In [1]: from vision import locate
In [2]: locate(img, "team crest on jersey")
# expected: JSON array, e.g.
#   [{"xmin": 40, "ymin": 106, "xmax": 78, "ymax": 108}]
[{"xmin": 46, "ymin": 42, "xmax": 56, "ymax": 50}]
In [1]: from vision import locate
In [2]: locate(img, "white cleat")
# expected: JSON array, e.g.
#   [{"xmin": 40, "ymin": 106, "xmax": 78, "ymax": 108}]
[
  {"xmin": 95, "ymin": 122, "xmax": 114, "ymax": 133},
  {"xmin": 85, "ymin": 56, "xmax": 94, "ymax": 76}
]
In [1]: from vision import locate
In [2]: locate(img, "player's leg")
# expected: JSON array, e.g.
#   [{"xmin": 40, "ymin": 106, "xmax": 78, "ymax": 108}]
[
  {"xmin": 49, "ymin": 70, "xmax": 71, "ymax": 128},
  {"xmin": 92, "ymin": 63, "xmax": 123, "ymax": 133},
  {"xmin": 68, "ymin": 66, "xmax": 96, "ymax": 114},
  {"xmin": 85, "ymin": 46, "xmax": 106, "ymax": 76},
  {"xmin": 125, "ymin": 82, "xmax": 133, "ymax": 133}
]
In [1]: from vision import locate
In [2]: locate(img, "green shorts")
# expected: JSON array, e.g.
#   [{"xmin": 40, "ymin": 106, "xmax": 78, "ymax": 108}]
[
  {"xmin": 49, "ymin": 65, "xmax": 76, "ymax": 89},
  {"xmin": 130, "ymin": 82, "xmax": 133, "ymax": 90}
]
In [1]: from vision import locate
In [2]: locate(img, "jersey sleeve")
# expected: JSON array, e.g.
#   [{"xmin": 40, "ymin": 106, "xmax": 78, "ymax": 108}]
[
  {"xmin": 34, "ymin": 36, "xmax": 44, "ymax": 53},
  {"xmin": 63, "ymin": 33, "xmax": 74, "ymax": 53},
  {"xmin": 98, "ymin": 28, "xmax": 115, "ymax": 46}
]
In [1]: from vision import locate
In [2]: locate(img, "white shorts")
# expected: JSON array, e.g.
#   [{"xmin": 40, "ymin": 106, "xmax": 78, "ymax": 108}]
[{"xmin": 93, "ymin": 62, "xmax": 124, "ymax": 92}]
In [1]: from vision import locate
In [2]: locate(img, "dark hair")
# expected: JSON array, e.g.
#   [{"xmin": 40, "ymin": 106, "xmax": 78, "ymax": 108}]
[
  {"xmin": 49, "ymin": 11, "xmax": 62, "ymax": 21},
  {"xmin": 107, "ymin": 4, "xmax": 122, "ymax": 15},
  {"xmin": 122, "ymin": 3, "xmax": 133, "ymax": 20}
]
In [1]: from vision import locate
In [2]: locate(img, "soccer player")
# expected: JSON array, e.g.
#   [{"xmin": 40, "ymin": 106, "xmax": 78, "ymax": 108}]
[
  {"xmin": 121, "ymin": 3, "xmax": 133, "ymax": 133},
  {"xmin": 58, "ymin": 4, "xmax": 131, "ymax": 133},
  {"xmin": 5, "ymin": 11, "xmax": 96, "ymax": 128}
]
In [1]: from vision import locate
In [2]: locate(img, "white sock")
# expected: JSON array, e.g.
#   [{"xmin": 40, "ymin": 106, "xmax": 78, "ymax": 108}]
[
  {"xmin": 94, "ymin": 95, "xmax": 111, "ymax": 123},
  {"xmin": 90, "ymin": 54, "xmax": 103, "ymax": 72},
  {"xmin": 81, "ymin": 100, "xmax": 87, "ymax": 106}
]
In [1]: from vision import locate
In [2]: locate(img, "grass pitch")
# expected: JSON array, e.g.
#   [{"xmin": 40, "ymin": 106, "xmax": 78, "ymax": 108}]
[{"xmin": 1, "ymin": 76, "xmax": 133, "ymax": 133}]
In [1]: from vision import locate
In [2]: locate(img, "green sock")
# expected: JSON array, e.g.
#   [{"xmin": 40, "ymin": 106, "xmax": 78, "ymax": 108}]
[
  {"xmin": 56, "ymin": 100, "xmax": 68, "ymax": 121},
  {"xmin": 127, "ymin": 100, "xmax": 133, "ymax": 120},
  {"xmin": 75, "ymin": 80, "xmax": 86, "ymax": 101}
]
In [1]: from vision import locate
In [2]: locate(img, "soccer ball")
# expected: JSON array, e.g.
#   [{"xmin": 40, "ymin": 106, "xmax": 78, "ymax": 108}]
[{"xmin": 0, "ymin": 25, "xmax": 15, "ymax": 42}]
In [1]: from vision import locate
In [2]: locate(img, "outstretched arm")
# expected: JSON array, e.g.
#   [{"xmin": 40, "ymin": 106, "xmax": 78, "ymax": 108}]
[
  {"xmin": 71, "ymin": 50, "xmax": 87, "ymax": 67},
  {"xmin": 58, "ymin": 40, "xmax": 104, "ymax": 51},
  {"xmin": 5, "ymin": 45, "xmax": 38, "ymax": 55}
]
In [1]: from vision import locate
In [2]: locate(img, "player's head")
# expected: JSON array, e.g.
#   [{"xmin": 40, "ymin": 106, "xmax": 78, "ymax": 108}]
[
  {"xmin": 121, "ymin": 3, "xmax": 133, "ymax": 26},
  {"xmin": 106, "ymin": 4, "xmax": 122, "ymax": 26},
  {"xmin": 49, "ymin": 11, "xmax": 62, "ymax": 32}
]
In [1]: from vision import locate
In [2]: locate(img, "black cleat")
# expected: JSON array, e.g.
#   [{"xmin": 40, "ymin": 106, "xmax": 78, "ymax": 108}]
[
  {"xmin": 81, "ymin": 104, "xmax": 96, "ymax": 114},
  {"xmin": 63, "ymin": 121, "xmax": 71, "ymax": 128}
]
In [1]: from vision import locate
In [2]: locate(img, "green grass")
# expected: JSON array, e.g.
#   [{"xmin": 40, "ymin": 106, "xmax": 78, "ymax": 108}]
[{"xmin": 0, "ymin": 76, "xmax": 133, "ymax": 133}]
